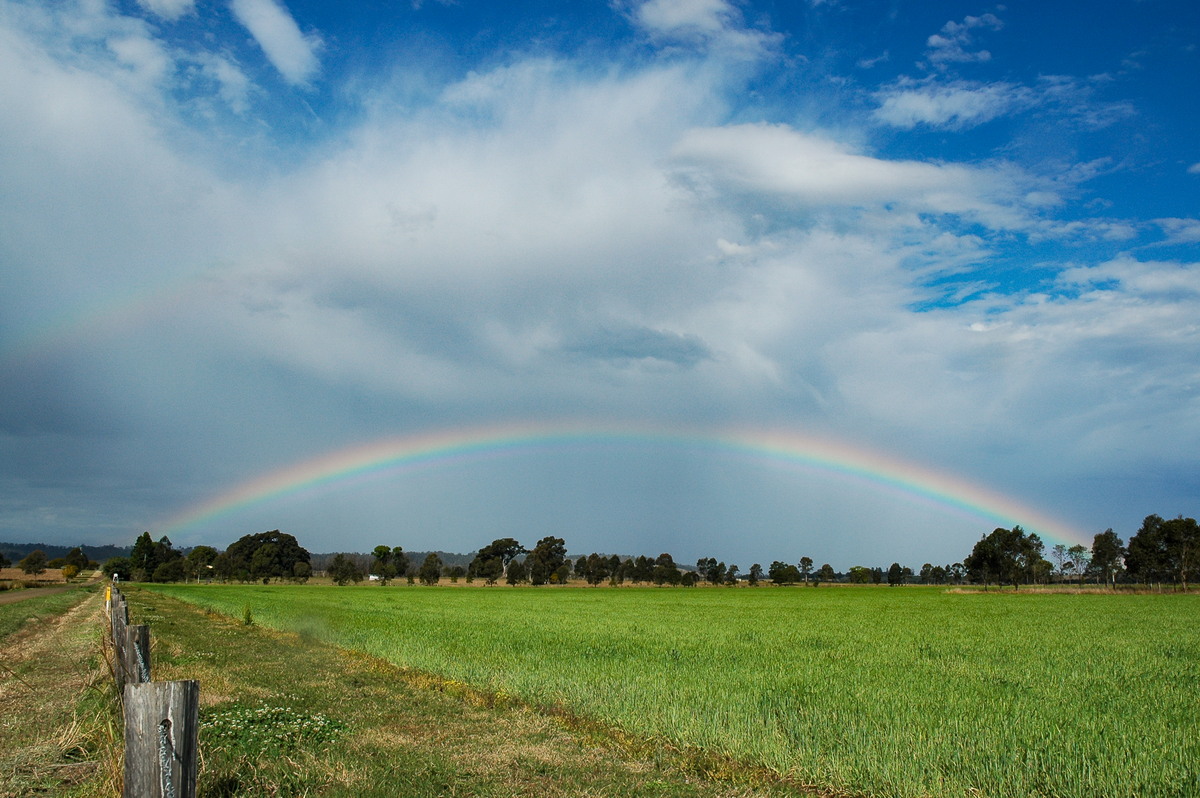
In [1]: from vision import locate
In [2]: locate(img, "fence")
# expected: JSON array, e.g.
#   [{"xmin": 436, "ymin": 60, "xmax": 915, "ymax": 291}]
[{"xmin": 108, "ymin": 585, "xmax": 199, "ymax": 798}]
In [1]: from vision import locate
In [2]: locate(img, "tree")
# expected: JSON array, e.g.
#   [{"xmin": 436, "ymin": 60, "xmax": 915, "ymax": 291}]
[
  {"xmin": 392, "ymin": 547, "xmax": 409, "ymax": 580},
  {"xmin": 371, "ymin": 545, "xmax": 396, "ymax": 585},
  {"xmin": 152, "ymin": 558, "xmax": 187, "ymax": 583},
  {"xmin": 747, "ymin": 563, "xmax": 763, "ymax": 586},
  {"xmin": 1162, "ymin": 516, "xmax": 1199, "ymax": 588},
  {"xmin": 1125, "ymin": 514, "xmax": 1169, "ymax": 585},
  {"xmin": 18, "ymin": 549, "xmax": 47, "ymax": 575},
  {"xmin": 0, "ymin": 551, "xmax": 8, "ymax": 568},
  {"xmin": 61, "ymin": 564, "xmax": 79, "ymax": 580},
  {"xmin": 506, "ymin": 558, "xmax": 527, "ymax": 585},
  {"xmin": 225, "ymin": 531, "xmax": 311, "ymax": 584},
  {"xmin": 527, "ymin": 537, "xmax": 567, "ymax": 586},
  {"xmin": 582, "ymin": 553, "xmax": 612, "ymax": 585},
  {"xmin": 1050, "ymin": 544, "xmax": 1070, "ymax": 583},
  {"xmin": 469, "ymin": 538, "xmax": 525, "ymax": 585},
  {"xmin": 186, "ymin": 546, "xmax": 219, "ymax": 582},
  {"xmin": 419, "ymin": 553, "xmax": 443, "ymax": 586},
  {"xmin": 64, "ymin": 547, "xmax": 89, "ymax": 572},
  {"xmin": 964, "ymin": 526, "xmax": 1048, "ymax": 589},
  {"xmin": 129, "ymin": 532, "xmax": 156, "ymax": 580},
  {"xmin": 815, "ymin": 563, "xmax": 836, "ymax": 584},
  {"xmin": 887, "ymin": 562, "xmax": 904, "ymax": 586},
  {"xmin": 799, "ymin": 556, "xmax": 813, "ymax": 585},
  {"xmin": 1066, "ymin": 544, "xmax": 1091, "ymax": 586},
  {"xmin": 697, "ymin": 557, "xmax": 727, "ymax": 585},
  {"xmin": 1123, "ymin": 514, "xmax": 1197, "ymax": 587},
  {"xmin": 769, "ymin": 561, "xmax": 801, "ymax": 585},
  {"xmin": 102, "ymin": 557, "xmax": 131, "ymax": 581},
  {"xmin": 652, "ymin": 553, "xmax": 681, "ymax": 586},
  {"xmin": 328, "ymin": 554, "xmax": 362, "ymax": 586},
  {"xmin": 292, "ymin": 561, "xmax": 312, "ymax": 583},
  {"xmin": 847, "ymin": 566, "xmax": 872, "ymax": 584},
  {"xmin": 1090, "ymin": 529, "xmax": 1124, "ymax": 588},
  {"xmin": 629, "ymin": 555, "xmax": 654, "ymax": 584},
  {"xmin": 724, "ymin": 564, "xmax": 739, "ymax": 585}
]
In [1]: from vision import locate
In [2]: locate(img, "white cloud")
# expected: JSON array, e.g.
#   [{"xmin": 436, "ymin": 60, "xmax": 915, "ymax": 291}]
[
  {"xmin": 1188, "ymin": 163, "xmax": 1200, "ymax": 175},
  {"xmin": 229, "ymin": 0, "xmax": 320, "ymax": 85},
  {"xmin": 620, "ymin": 0, "xmax": 781, "ymax": 59},
  {"xmin": 925, "ymin": 13, "xmax": 1003, "ymax": 66},
  {"xmin": 1156, "ymin": 218, "xmax": 1200, "ymax": 245},
  {"xmin": 135, "ymin": 0, "xmax": 195, "ymax": 21},
  {"xmin": 196, "ymin": 53, "xmax": 253, "ymax": 113},
  {"xmin": 874, "ymin": 80, "xmax": 1031, "ymax": 129},
  {"xmin": 107, "ymin": 33, "xmax": 174, "ymax": 89},
  {"xmin": 670, "ymin": 123, "xmax": 1029, "ymax": 229}
]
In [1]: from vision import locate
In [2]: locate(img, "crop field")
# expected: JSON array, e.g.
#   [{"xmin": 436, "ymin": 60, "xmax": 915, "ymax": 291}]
[{"xmin": 146, "ymin": 583, "xmax": 1200, "ymax": 798}]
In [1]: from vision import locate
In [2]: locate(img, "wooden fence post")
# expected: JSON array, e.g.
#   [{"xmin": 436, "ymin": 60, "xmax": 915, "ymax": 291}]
[
  {"xmin": 123, "ymin": 680, "xmax": 199, "ymax": 798},
  {"xmin": 112, "ymin": 597, "xmax": 129, "ymax": 693},
  {"xmin": 123, "ymin": 624, "xmax": 151, "ymax": 685}
]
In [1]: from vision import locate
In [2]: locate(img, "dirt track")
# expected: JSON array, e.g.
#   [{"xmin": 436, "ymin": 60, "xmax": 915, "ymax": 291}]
[{"xmin": 0, "ymin": 585, "xmax": 80, "ymax": 605}]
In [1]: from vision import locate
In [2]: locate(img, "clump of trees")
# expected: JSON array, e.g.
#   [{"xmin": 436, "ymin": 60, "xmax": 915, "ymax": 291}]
[
  {"xmin": 1125, "ymin": 515, "xmax": 1198, "ymax": 588},
  {"xmin": 963, "ymin": 526, "xmax": 1050, "ymax": 590}
]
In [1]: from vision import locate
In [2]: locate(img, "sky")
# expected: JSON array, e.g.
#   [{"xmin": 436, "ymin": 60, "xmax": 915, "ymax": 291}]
[{"xmin": 1, "ymin": 0, "xmax": 1198, "ymax": 569}]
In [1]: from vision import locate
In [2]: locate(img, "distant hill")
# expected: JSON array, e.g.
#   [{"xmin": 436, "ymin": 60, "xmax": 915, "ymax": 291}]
[{"xmin": 0, "ymin": 541, "xmax": 131, "ymax": 565}]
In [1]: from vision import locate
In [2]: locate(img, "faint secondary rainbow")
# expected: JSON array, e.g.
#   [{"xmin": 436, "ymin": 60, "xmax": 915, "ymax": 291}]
[{"xmin": 158, "ymin": 422, "xmax": 1091, "ymax": 547}]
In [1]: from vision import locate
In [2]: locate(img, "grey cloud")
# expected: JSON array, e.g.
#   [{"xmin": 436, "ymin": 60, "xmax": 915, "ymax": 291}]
[{"xmin": 563, "ymin": 326, "xmax": 713, "ymax": 367}]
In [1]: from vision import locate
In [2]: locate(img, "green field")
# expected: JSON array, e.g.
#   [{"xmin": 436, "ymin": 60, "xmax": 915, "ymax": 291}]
[{"xmin": 146, "ymin": 583, "xmax": 1200, "ymax": 798}]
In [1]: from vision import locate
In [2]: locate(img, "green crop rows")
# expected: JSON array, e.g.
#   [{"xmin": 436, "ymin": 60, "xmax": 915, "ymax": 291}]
[{"xmin": 148, "ymin": 583, "xmax": 1200, "ymax": 798}]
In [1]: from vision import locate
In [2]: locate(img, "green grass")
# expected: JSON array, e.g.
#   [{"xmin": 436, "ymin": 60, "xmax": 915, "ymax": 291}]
[
  {"xmin": 0, "ymin": 586, "xmax": 92, "ymax": 641},
  {"xmin": 126, "ymin": 587, "xmax": 803, "ymax": 797},
  {"xmin": 146, "ymin": 583, "xmax": 1200, "ymax": 798}
]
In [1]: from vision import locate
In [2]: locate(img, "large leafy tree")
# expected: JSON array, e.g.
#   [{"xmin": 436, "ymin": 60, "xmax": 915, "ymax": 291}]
[
  {"xmin": 1130, "ymin": 514, "xmax": 1200, "ymax": 587},
  {"xmin": 18, "ymin": 549, "xmax": 47, "ymax": 575},
  {"xmin": 527, "ymin": 537, "xmax": 567, "ymax": 585},
  {"xmin": 128, "ymin": 532, "xmax": 183, "ymax": 581},
  {"xmin": 964, "ymin": 526, "xmax": 1049, "ymax": 589},
  {"xmin": 185, "ymin": 545, "xmax": 219, "ymax": 581},
  {"xmin": 371, "ymin": 545, "xmax": 397, "ymax": 584},
  {"xmin": 769, "ymin": 561, "xmax": 802, "ymax": 585},
  {"xmin": 469, "ymin": 538, "xmax": 525, "ymax": 585},
  {"xmin": 224, "ymin": 530, "xmax": 310, "ymax": 584}
]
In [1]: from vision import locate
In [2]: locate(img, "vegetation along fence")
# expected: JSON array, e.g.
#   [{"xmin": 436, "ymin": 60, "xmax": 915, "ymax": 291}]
[{"xmin": 108, "ymin": 585, "xmax": 199, "ymax": 798}]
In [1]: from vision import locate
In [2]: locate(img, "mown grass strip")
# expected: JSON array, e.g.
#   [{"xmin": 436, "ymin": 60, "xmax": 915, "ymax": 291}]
[
  {"xmin": 0, "ymin": 587, "xmax": 120, "ymax": 798},
  {"xmin": 0, "ymin": 586, "xmax": 92, "ymax": 642}
]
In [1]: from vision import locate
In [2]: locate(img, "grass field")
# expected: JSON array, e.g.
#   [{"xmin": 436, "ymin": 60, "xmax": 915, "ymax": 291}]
[{"xmin": 146, "ymin": 583, "xmax": 1200, "ymax": 798}]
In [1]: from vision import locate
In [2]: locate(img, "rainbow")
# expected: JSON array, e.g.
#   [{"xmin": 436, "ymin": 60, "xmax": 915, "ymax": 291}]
[{"xmin": 157, "ymin": 422, "xmax": 1091, "ymax": 547}]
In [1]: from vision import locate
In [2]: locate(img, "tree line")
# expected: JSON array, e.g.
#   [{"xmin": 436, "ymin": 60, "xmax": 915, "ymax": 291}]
[
  {"xmin": 961, "ymin": 514, "xmax": 1198, "ymax": 590},
  {"xmin": 81, "ymin": 511, "xmax": 1198, "ymax": 590}
]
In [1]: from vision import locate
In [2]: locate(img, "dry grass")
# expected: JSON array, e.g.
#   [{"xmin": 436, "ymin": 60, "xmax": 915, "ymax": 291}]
[{"xmin": 0, "ymin": 589, "xmax": 121, "ymax": 798}]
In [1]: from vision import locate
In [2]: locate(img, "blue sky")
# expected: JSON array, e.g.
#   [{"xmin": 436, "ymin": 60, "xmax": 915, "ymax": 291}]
[{"xmin": 1, "ymin": 0, "xmax": 1197, "ymax": 569}]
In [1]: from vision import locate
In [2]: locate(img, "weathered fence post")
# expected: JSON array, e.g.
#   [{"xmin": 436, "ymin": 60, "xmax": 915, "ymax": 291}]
[
  {"xmin": 123, "ymin": 680, "xmax": 199, "ymax": 798},
  {"xmin": 123, "ymin": 624, "xmax": 151, "ymax": 685},
  {"xmin": 112, "ymin": 595, "xmax": 130, "ymax": 693}
]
